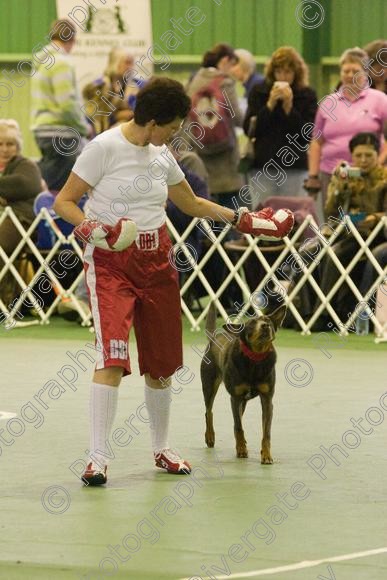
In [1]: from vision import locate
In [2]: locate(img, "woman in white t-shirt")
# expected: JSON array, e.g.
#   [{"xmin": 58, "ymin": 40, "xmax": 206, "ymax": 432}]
[{"xmin": 54, "ymin": 77, "xmax": 294, "ymax": 486}]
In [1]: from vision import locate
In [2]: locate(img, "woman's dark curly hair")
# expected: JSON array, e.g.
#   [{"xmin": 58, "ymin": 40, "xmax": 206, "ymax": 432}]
[
  {"xmin": 349, "ymin": 132, "xmax": 380, "ymax": 153},
  {"xmin": 134, "ymin": 77, "xmax": 191, "ymax": 126},
  {"xmin": 202, "ymin": 43, "xmax": 237, "ymax": 68}
]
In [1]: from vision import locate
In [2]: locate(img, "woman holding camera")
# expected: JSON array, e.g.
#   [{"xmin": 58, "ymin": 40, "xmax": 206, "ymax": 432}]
[
  {"xmin": 285, "ymin": 132, "xmax": 387, "ymax": 329},
  {"xmin": 243, "ymin": 46, "xmax": 318, "ymax": 206},
  {"xmin": 315, "ymin": 132, "xmax": 386, "ymax": 325},
  {"xmin": 325, "ymin": 133, "xmax": 387, "ymax": 222}
]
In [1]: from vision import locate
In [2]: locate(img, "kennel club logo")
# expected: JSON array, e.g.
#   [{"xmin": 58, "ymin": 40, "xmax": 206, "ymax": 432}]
[
  {"xmin": 56, "ymin": 0, "xmax": 153, "ymax": 85},
  {"xmin": 84, "ymin": 5, "xmax": 126, "ymax": 34}
]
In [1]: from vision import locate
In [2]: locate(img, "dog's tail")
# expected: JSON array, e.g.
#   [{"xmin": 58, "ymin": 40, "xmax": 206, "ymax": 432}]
[{"xmin": 206, "ymin": 302, "xmax": 217, "ymax": 335}]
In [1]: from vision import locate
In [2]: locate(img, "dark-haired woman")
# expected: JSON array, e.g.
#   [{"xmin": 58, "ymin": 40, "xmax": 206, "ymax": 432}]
[
  {"xmin": 244, "ymin": 46, "xmax": 318, "ymax": 206},
  {"xmin": 302, "ymin": 132, "xmax": 387, "ymax": 326},
  {"xmin": 322, "ymin": 132, "xmax": 387, "ymax": 315},
  {"xmin": 53, "ymin": 77, "xmax": 294, "ymax": 485}
]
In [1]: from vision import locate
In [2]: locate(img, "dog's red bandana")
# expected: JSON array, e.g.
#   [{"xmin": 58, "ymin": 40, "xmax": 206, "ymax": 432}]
[{"xmin": 239, "ymin": 340, "xmax": 273, "ymax": 362}]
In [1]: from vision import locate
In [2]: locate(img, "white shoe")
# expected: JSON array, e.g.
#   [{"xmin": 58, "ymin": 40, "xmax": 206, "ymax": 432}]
[{"xmin": 154, "ymin": 448, "xmax": 191, "ymax": 475}]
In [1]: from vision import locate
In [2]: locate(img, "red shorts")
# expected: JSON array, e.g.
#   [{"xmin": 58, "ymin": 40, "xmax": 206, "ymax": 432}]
[{"xmin": 83, "ymin": 224, "xmax": 182, "ymax": 379}]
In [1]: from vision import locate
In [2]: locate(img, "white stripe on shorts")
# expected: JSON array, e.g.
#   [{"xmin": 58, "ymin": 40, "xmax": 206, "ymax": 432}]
[{"xmin": 84, "ymin": 244, "xmax": 105, "ymax": 370}]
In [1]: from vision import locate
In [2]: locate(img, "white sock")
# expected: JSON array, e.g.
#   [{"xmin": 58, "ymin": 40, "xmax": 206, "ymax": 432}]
[
  {"xmin": 89, "ymin": 382, "xmax": 118, "ymax": 468},
  {"xmin": 144, "ymin": 384, "xmax": 171, "ymax": 454}
]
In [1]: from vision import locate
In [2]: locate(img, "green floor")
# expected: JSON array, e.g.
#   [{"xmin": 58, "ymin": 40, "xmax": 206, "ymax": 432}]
[
  {"xmin": 0, "ymin": 314, "xmax": 383, "ymax": 350},
  {"xmin": 1, "ymin": 319, "xmax": 387, "ymax": 579}
]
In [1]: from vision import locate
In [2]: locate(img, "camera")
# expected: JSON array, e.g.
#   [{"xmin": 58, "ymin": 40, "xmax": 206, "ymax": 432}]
[{"xmin": 338, "ymin": 163, "xmax": 362, "ymax": 179}]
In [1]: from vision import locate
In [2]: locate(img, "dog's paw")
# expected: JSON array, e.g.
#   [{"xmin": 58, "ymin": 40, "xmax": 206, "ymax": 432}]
[
  {"xmin": 261, "ymin": 454, "xmax": 273, "ymax": 465},
  {"xmin": 236, "ymin": 447, "xmax": 248, "ymax": 458},
  {"xmin": 205, "ymin": 431, "xmax": 215, "ymax": 448}
]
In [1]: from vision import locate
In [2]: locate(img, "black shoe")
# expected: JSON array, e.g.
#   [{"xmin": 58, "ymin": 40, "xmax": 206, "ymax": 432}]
[{"xmin": 81, "ymin": 462, "xmax": 107, "ymax": 486}]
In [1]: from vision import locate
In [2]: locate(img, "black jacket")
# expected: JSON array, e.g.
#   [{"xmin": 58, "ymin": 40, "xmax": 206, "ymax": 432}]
[
  {"xmin": 244, "ymin": 81, "xmax": 318, "ymax": 170},
  {"xmin": 0, "ymin": 155, "xmax": 42, "ymax": 223}
]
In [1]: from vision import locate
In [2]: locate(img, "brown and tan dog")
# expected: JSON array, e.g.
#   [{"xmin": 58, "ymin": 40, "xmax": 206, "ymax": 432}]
[{"xmin": 200, "ymin": 303, "xmax": 286, "ymax": 464}]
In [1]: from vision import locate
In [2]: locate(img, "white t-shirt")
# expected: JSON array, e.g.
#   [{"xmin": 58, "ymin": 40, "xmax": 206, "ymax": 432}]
[{"xmin": 72, "ymin": 125, "xmax": 185, "ymax": 230}]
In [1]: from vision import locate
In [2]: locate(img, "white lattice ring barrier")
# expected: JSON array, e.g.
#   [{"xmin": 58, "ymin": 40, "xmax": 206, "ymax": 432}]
[
  {"xmin": 0, "ymin": 208, "xmax": 386, "ymax": 339},
  {"xmin": 0, "ymin": 207, "xmax": 90, "ymax": 329}
]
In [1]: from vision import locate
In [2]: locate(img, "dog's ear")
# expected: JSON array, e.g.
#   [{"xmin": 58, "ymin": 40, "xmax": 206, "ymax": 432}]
[
  {"xmin": 222, "ymin": 322, "xmax": 244, "ymax": 336},
  {"xmin": 266, "ymin": 303, "xmax": 287, "ymax": 330}
]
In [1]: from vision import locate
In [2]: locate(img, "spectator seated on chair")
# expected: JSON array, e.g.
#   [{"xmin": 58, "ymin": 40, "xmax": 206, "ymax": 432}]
[
  {"xmin": 33, "ymin": 189, "xmax": 90, "ymax": 322},
  {"xmin": 0, "ymin": 119, "xmax": 42, "ymax": 306},
  {"xmin": 287, "ymin": 132, "xmax": 387, "ymax": 329},
  {"xmin": 0, "ymin": 119, "xmax": 42, "ymax": 255}
]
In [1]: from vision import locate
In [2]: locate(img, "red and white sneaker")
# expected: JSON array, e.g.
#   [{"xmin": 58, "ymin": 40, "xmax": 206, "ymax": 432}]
[
  {"xmin": 154, "ymin": 449, "xmax": 191, "ymax": 475},
  {"xmin": 81, "ymin": 462, "xmax": 107, "ymax": 486}
]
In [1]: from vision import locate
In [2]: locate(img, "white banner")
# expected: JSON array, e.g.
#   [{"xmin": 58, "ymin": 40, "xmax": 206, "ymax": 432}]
[{"xmin": 55, "ymin": 0, "xmax": 153, "ymax": 87}]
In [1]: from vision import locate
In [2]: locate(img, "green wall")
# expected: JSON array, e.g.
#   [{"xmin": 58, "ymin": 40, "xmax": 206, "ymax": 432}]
[
  {"xmin": 0, "ymin": 0, "xmax": 56, "ymax": 55},
  {"xmin": 2, "ymin": 0, "xmax": 385, "ymax": 57},
  {"xmin": 0, "ymin": 0, "xmax": 386, "ymax": 156},
  {"xmin": 151, "ymin": 0, "xmax": 302, "ymax": 57},
  {"xmin": 330, "ymin": 0, "xmax": 387, "ymax": 55}
]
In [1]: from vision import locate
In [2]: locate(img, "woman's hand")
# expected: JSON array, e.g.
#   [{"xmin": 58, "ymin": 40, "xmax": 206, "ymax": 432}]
[
  {"xmin": 0, "ymin": 195, "xmax": 7, "ymax": 206},
  {"xmin": 267, "ymin": 86, "xmax": 283, "ymax": 110},
  {"xmin": 303, "ymin": 176, "xmax": 322, "ymax": 196},
  {"xmin": 333, "ymin": 161, "xmax": 350, "ymax": 178},
  {"xmin": 280, "ymin": 85, "xmax": 293, "ymax": 114}
]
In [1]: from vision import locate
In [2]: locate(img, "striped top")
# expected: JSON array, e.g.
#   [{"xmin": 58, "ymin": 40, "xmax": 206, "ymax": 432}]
[{"xmin": 30, "ymin": 47, "xmax": 88, "ymax": 137}]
